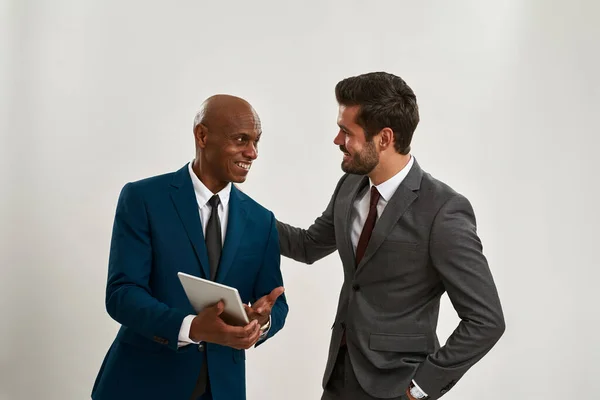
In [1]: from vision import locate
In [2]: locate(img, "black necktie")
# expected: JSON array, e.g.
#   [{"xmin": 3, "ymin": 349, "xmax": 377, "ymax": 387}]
[
  {"xmin": 205, "ymin": 195, "xmax": 222, "ymax": 281},
  {"xmin": 191, "ymin": 195, "xmax": 222, "ymax": 399}
]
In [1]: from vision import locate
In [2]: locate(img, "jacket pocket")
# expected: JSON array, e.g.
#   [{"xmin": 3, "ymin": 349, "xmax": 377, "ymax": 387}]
[
  {"xmin": 369, "ymin": 333, "xmax": 429, "ymax": 353},
  {"xmin": 117, "ymin": 329, "xmax": 165, "ymax": 354},
  {"xmin": 380, "ymin": 240, "xmax": 419, "ymax": 249}
]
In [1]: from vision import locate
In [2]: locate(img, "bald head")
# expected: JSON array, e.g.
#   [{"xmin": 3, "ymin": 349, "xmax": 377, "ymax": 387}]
[
  {"xmin": 191, "ymin": 94, "xmax": 262, "ymax": 192},
  {"xmin": 193, "ymin": 94, "xmax": 261, "ymax": 135}
]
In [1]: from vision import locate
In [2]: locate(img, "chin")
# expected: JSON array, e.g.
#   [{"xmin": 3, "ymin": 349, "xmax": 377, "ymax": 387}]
[{"xmin": 231, "ymin": 175, "xmax": 247, "ymax": 184}]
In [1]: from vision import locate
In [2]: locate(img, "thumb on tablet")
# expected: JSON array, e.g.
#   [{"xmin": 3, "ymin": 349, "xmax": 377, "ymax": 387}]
[{"xmin": 214, "ymin": 300, "xmax": 225, "ymax": 315}]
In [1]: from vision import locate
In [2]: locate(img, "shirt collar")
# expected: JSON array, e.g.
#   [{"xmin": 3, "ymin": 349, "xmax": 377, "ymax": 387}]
[
  {"xmin": 188, "ymin": 161, "xmax": 232, "ymax": 209},
  {"xmin": 370, "ymin": 155, "xmax": 415, "ymax": 202}
]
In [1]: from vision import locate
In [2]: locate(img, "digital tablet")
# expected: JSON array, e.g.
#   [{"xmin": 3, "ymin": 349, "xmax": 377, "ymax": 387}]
[{"xmin": 177, "ymin": 272, "xmax": 250, "ymax": 326}]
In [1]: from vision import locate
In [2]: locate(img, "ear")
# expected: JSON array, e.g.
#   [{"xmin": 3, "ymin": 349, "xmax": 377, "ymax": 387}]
[
  {"xmin": 378, "ymin": 127, "xmax": 394, "ymax": 150},
  {"xmin": 194, "ymin": 124, "xmax": 209, "ymax": 149}
]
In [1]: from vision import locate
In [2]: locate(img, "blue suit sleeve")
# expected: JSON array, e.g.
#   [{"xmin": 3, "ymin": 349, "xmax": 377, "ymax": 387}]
[
  {"xmin": 105, "ymin": 183, "xmax": 188, "ymax": 351},
  {"xmin": 253, "ymin": 212, "xmax": 288, "ymax": 345}
]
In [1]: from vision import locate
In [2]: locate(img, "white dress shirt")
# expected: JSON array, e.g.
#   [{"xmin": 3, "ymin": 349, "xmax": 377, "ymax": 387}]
[
  {"xmin": 178, "ymin": 162, "xmax": 269, "ymax": 347},
  {"xmin": 350, "ymin": 155, "xmax": 415, "ymax": 250},
  {"xmin": 349, "ymin": 156, "xmax": 427, "ymax": 396}
]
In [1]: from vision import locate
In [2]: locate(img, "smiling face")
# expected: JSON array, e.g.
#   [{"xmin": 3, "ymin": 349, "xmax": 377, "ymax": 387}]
[
  {"xmin": 194, "ymin": 95, "xmax": 261, "ymax": 193},
  {"xmin": 333, "ymin": 104, "xmax": 379, "ymax": 175},
  {"xmin": 204, "ymin": 113, "xmax": 261, "ymax": 184}
]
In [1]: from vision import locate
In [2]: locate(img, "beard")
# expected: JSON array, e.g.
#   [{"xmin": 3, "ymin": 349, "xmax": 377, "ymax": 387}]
[{"xmin": 340, "ymin": 140, "xmax": 379, "ymax": 175}]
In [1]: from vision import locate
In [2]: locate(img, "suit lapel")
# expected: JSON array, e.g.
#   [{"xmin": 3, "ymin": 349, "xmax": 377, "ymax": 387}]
[
  {"xmin": 170, "ymin": 165, "xmax": 211, "ymax": 279},
  {"xmin": 355, "ymin": 159, "xmax": 423, "ymax": 274},
  {"xmin": 215, "ymin": 185, "xmax": 248, "ymax": 283},
  {"xmin": 338, "ymin": 176, "xmax": 369, "ymax": 270}
]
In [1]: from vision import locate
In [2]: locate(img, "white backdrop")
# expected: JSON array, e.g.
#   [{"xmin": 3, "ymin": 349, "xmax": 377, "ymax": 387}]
[{"xmin": 1, "ymin": 0, "xmax": 599, "ymax": 399}]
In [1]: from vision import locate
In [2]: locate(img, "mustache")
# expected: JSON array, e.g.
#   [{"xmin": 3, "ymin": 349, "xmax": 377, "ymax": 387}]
[{"xmin": 339, "ymin": 145, "xmax": 349, "ymax": 154}]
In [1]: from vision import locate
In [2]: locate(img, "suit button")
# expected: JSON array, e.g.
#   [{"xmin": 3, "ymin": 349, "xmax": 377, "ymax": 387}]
[
  {"xmin": 197, "ymin": 343, "xmax": 204, "ymax": 352},
  {"xmin": 352, "ymin": 284, "xmax": 360, "ymax": 291}
]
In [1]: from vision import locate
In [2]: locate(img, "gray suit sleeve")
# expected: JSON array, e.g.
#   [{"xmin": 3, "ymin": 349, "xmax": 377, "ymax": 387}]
[
  {"xmin": 413, "ymin": 194, "xmax": 505, "ymax": 398},
  {"xmin": 276, "ymin": 174, "xmax": 348, "ymax": 264}
]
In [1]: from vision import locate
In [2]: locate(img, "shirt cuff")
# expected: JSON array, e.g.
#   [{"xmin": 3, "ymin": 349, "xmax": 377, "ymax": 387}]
[
  {"xmin": 412, "ymin": 380, "xmax": 428, "ymax": 397},
  {"xmin": 258, "ymin": 314, "xmax": 272, "ymax": 341},
  {"xmin": 177, "ymin": 315, "xmax": 199, "ymax": 348}
]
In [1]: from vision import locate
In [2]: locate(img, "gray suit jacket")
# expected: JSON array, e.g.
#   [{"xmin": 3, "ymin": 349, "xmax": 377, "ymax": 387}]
[{"xmin": 277, "ymin": 159, "xmax": 505, "ymax": 399}]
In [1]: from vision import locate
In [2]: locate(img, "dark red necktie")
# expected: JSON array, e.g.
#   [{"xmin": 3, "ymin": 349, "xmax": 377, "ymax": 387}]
[
  {"xmin": 355, "ymin": 186, "xmax": 381, "ymax": 265},
  {"xmin": 341, "ymin": 186, "xmax": 381, "ymax": 347}
]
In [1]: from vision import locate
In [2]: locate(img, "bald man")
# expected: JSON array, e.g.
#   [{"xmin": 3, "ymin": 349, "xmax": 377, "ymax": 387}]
[{"xmin": 92, "ymin": 95, "xmax": 288, "ymax": 400}]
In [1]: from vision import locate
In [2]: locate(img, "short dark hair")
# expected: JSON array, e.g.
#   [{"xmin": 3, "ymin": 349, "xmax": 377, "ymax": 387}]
[{"xmin": 335, "ymin": 72, "xmax": 419, "ymax": 155}]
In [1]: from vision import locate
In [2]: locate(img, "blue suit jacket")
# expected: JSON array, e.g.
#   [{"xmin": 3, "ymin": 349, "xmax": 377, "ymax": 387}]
[{"xmin": 92, "ymin": 165, "xmax": 288, "ymax": 400}]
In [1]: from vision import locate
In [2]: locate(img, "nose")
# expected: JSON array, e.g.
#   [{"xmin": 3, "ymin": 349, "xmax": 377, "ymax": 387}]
[
  {"xmin": 333, "ymin": 130, "xmax": 344, "ymax": 146},
  {"xmin": 243, "ymin": 142, "xmax": 258, "ymax": 160}
]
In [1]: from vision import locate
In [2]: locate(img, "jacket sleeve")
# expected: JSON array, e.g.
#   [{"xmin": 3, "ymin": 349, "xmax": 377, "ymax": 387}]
[
  {"xmin": 276, "ymin": 174, "xmax": 348, "ymax": 264},
  {"xmin": 254, "ymin": 212, "xmax": 289, "ymax": 345},
  {"xmin": 105, "ymin": 182, "xmax": 188, "ymax": 351},
  {"xmin": 413, "ymin": 194, "xmax": 505, "ymax": 398}
]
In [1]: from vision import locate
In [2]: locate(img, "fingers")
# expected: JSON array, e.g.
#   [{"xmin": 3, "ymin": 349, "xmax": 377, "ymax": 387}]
[
  {"xmin": 239, "ymin": 321, "xmax": 261, "ymax": 349},
  {"xmin": 247, "ymin": 300, "xmax": 265, "ymax": 315},
  {"xmin": 246, "ymin": 323, "xmax": 261, "ymax": 348},
  {"xmin": 243, "ymin": 304, "xmax": 257, "ymax": 318},
  {"xmin": 202, "ymin": 300, "xmax": 225, "ymax": 314},
  {"xmin": 253, "ymin": 287, "xmax": 285, "ymax": 314},
  {"xmin": 218, "ymin": 288, "xmax": 283, "ymax": 350},
  {"xmin": 229, "ymin": 320, "xmax": 261, "ymax": 349},
  {"xmin": 243, "ymin": 319, "xmax": 259, "ymax": 335},
  {"xmin": 255, "ymin": 305, "xmax": 266, "ymax": 314},
  {"xmin": 226, "ymin": 320, "xmax": 258, "ymax": 338},
  {"xmin": 267, "ymin": 286, "xmax": 285, "ymax": 303},
  {"xmin": 247, "ymin": 302, "xmax": 267, "ymax": 316}
]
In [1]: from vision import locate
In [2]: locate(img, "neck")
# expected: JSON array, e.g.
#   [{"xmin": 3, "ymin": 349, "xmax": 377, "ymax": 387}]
[
  {"xmin": 368, "ymin": 153, "xmax": 411, "ymax": 186},
  {"xmin": 192, "ymin": 159, "xmax": 227, "ymax": 194}
]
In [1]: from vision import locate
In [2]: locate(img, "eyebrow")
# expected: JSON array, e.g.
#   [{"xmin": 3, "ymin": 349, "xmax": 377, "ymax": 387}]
[
  {"xmin": 230, "ymin": 132, "xmax": 262, "ymax": 139},
  {"xmin": 338, "ymin": 124, "xmax": 351, "ymax": 133}
]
